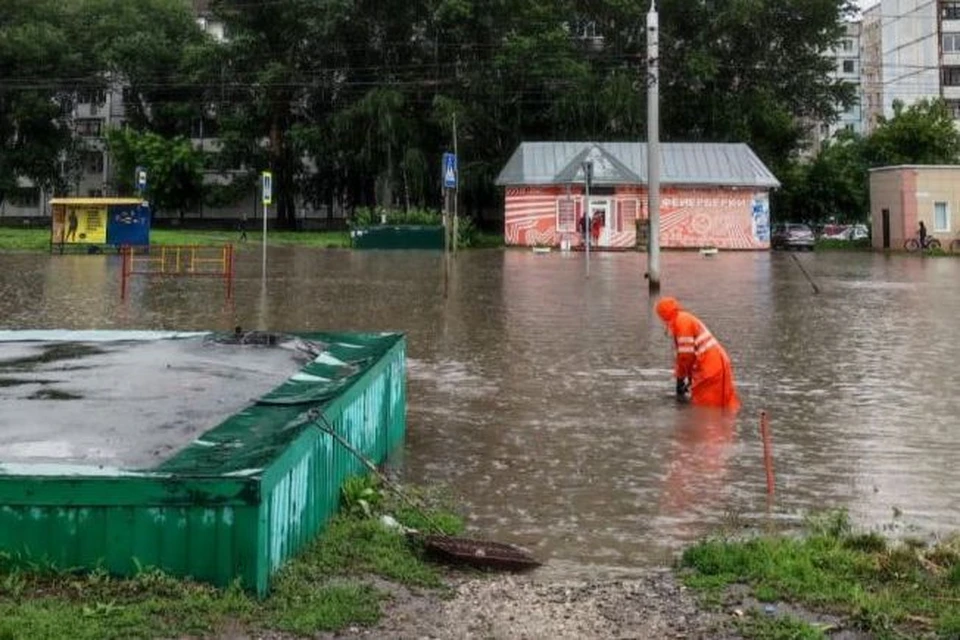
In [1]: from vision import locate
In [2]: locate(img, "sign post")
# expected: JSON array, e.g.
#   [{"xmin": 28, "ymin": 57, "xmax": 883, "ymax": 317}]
[
  {"xmin": 443, "ymin": 151, "xmax": 457, "ymax": 254},
  {"xmin": 135, "ymin": 166, "xmax": 147, "ymax": 197},
  {"xmin": 441, "ymin": 152, "xmax": 457, "ymax": 297},
  {"xmin": 261, "ymin": 170, "xmax": 272, "ymax": 278}
]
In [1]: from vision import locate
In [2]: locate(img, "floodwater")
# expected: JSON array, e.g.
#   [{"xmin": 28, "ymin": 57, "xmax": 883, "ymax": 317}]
[{"xmin": 1, "ymin": 246, "xmax": 959, "ymax": 578}]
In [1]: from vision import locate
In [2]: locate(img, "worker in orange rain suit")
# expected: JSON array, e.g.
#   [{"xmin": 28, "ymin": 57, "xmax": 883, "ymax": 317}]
[{"xmin": 655, "ymin": 297, "xmax": 741, "ymax": 411}]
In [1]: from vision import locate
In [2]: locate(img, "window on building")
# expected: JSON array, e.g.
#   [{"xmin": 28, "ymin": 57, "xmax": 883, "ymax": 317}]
[
  {"xmin": 616, "ymin": 199, "xmax": 638, "ymax": 233},
  {"xmin": 934, "ymin": 202, "xmax": 950, "ymax": 232},
  {"xmin": 85, "ymin": 152, "xmax": 104, "ymax": 174},
  {"xmin": 557, "ymin": 198, "xmax": 576, "ymax": 232},
  {"xmin": 87, "ymin": 189, "xmax": 103, "ymax": 198},
  {"xmin": 945, "ymin": 33, "xmax": 960, "ymax": 52},
  {"xmin": 944, "ymin": 2, "xmax": 960, "ymax": 20},
  {"xmin": 9, "ymin": 187, "xmax": 40, "ymax": 207},
  {"xmin": 122, "ymin": 87, "xmax": 139, "ymax": 106},
  {"xmin": 77, "ymin": 89, "xmax": 105, "ymax": 106},
  {"xmin": 75, "ymin": 119, "xmax": 101, "ymax": 137},
  {"xmin": 842, "ymin": 60, "xmax": 855, "ymax": 74},
  {"xmin": 842, "ymin": 39, "xmax": 853, "ymax": 51},
  {"xmin": 947, "ymin": 99, "xmax": 960, "ymax": 119},
  {"xmin": 943, "ymin": 66, "xmax": 960, "ymax": 86}
]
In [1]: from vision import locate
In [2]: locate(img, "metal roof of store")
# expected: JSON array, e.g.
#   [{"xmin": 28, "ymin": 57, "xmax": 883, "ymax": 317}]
[{"xmin": 495, "ymin": 141, "xmax": 781, "ymax": 188}]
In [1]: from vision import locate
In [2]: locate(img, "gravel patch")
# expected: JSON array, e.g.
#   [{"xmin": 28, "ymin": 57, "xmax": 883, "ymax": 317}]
[{"xmin": 308, "ymin": 569, "xmax": 735, "ymax": 640}]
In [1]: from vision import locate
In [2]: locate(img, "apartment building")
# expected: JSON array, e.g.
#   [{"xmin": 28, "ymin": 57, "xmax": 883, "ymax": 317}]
[
  {"xmin": 868, "ymin": 0, "xmax": 960, "ymax": 124},
  {"xmin": 805, "ymin": 21, "xmax": 865, "ymax": 156},
  {"xmin": 861, "ymin": 4, "xmax": 884, "ymax": 133}
]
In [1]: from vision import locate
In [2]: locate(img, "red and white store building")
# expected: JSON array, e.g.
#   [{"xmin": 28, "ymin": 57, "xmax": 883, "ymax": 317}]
[{"xmin": 495, "ymin": 142, "xmax": 780, "ymax": 250}]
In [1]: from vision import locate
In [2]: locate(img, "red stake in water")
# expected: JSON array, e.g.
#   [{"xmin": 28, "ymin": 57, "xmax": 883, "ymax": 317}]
[{"xmin": 760, "ymin": 411, "xmax": 775, "ymax": 496}]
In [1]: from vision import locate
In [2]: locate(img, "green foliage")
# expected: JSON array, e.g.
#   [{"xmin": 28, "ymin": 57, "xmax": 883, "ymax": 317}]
[
  {"xmin": 863, "ymin": 99, "xmax": 960, "ymax": 167},
  {"xmin": 105, "ymin": 128, "xmax": 204, "ymax": 217},
  {"xmin": 341, "ymin": 475, "xmax": 384, "ymax": 519},
  {"xmin": 680, "ymin": 510, "xmax": 960, "ymax": 637},
  {"xmin": 0, "ymin": 0, "xmax": 94, "ymax": 202},
  {"xmin": 0, "ymin": 228, "xmax": 354, "ymax": 252},
  {"xmin": 4, "ymin": 0, "xmax": 863, "ymax": 222},
  {"xmin": 352, "ymin": 207, "xmax": 442, "ymax": 228},
  {"xmin": 777, "ymin": 99, "xmax": 960, "ymax": 225},
  {"xmin": 0, "ymin": 229, "xmax": 51, "ymax": 252}
]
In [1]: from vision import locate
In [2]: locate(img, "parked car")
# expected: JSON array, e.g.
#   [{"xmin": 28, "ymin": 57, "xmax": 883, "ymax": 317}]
[
  {"xmin": 771, "ymin": 223, "xmax": 815, "ymax": 250},
  {"xmin": 819, "ymin": 223, "xmax": 869, "ymax": 241}
]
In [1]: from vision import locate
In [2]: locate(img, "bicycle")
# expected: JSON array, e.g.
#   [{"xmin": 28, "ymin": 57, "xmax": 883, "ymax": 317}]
[
  {"xmin": 904, "ymin": 235, "xmax": 941, "ymax": 252},
  {"xmin": 950, "ymin": 233, "xmax": 960, "ymax": 254}
]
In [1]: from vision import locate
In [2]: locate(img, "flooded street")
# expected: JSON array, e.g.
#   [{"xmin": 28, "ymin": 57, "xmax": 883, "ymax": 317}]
[{"xmin": 2, "ymin": 247, "xmax": 959, "ymax": 578}]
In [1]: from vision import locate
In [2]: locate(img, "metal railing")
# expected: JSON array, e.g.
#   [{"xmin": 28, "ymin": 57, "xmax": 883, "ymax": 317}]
[{"xmin": 120, "ymin": 244, "xmax": 235, "ymax": 301}]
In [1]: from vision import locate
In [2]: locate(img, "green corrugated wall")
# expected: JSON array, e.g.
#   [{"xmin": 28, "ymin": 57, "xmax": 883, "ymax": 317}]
[{"xmin": 0, "ymin": 332, "xmax": 406, "ymax": 597}]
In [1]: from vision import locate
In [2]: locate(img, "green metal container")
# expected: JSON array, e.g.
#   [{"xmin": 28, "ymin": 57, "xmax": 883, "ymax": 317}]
[
  {"xmin": 0, "ymin": 331, "xmax": 405, "ymax": 597},
  {"xmin": 352, "ymin": 225, "xmax": 444, "ymax": 250}
]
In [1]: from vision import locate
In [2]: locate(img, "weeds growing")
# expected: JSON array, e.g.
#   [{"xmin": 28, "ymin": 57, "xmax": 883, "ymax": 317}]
[{"xmin": 679, "ymin": 509, "xmax": 960, "ymax": 639}]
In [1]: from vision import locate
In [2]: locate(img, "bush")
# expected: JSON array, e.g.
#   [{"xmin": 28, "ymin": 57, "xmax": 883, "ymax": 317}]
[{"xmin": 351, "ymin": 207, "xmax": 442, "ymax": 227}]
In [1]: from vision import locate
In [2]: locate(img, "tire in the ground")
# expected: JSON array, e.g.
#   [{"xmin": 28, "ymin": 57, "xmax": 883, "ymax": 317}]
[
  {"xmin": 928, "ymin": 238, "xmax": 941, "ymax": 250},
  {"xmin": 905, "ymin": 238, "xmax": 919, "ymax": 251}
]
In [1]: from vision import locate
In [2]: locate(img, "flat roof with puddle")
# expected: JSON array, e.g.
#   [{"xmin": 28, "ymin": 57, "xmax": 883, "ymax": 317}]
[
  {"xmin": 0, "ymin": 330, "xmax": 406, "ymax": 595},
  {"xmin": 0, "ymin": 334, "xmax": 326, "ymax": 469}
]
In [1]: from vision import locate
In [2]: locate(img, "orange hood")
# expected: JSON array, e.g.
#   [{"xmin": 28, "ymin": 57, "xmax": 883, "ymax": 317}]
[{"xmin": 656, "ymin": 297, "xmax": 681, "ymax": 323}]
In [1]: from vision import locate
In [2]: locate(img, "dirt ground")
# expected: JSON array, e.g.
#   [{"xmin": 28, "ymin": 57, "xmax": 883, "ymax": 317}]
[{"xmin": 311, "ymin": 569, "xmax": 736, "ymax": 640}]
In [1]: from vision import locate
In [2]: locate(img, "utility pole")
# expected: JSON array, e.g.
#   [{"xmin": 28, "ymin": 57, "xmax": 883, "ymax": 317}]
[{"xmin": 646, "ymin": 1, "xmax": 661, "ymax": 293}]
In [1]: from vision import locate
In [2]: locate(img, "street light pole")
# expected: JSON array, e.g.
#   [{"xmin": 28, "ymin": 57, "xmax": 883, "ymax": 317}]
[
  {"xmin": 583, "ymin": 160, "xmax": 593, "ymax": 277},
  {"xmin": 646, "ymin": 1, "xmax": 661, "ymax": 293}
]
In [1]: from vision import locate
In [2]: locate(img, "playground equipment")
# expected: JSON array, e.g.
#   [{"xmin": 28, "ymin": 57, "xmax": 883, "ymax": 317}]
[{"xmin": 120, "ymin": 244, "xmax": 235, "ymax": 301}]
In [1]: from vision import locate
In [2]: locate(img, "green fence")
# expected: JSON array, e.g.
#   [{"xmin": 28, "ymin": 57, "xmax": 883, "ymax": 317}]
[
  {"xmin": 352, "ymin": 225, "xmax": 445, "ymax": 250},
  {"xmin": 0, "ymin": 332, "xmax": 406, "ymax": 597}
]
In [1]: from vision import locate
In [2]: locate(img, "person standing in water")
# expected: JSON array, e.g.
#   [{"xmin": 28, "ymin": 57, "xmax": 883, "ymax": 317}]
[{"xmin": 655, "ymin": 296, "xmax": 740, "ymax": 411}]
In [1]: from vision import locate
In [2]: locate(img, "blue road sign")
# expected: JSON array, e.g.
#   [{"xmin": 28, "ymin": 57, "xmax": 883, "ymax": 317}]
[{"xmin": 442, "ymin": 152, "xmax": 457, "ymax": 189}]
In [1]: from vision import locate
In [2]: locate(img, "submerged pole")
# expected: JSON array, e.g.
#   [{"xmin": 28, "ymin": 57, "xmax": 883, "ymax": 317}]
[{"xmin": 646, "ymin": 1, "xmax": 661, "ymax": 293}]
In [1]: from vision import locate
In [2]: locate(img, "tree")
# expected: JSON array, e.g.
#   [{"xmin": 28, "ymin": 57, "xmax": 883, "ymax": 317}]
[
  {"xmin": 862, "ymin": 99, "xmax": 960, "ymax": 167},
  {"xmin": 0, "ymin": 0, "xmax": 94, "ymax": 206},
  {"xmin": 75, "ymin": 0, "xmax": 209, "ymax": 137},
  {"xmin": 105, "ymin": 128, "xmax": 204, "ymax": 219},
  {"xmin": 775, "ymin": 98, "xmax": 960, "ymax": 225},
  {"xmin": 657, "ymin": 0, "xmax": 857, "ymax": 168}
]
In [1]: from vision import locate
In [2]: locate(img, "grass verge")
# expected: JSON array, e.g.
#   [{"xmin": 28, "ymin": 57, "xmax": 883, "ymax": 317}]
[
  {"xmin": 0, "ymin": 228, "xmax": 351, "ymax": 252},
  {"xmin": 0, "ymin": 476, "xmax": 465, "ymax": 639},
  {"xmin": 679, "ymin": 510, "xmax": 960, "ymax": 639},
  {"xmin": 0, "ymin": 227, "xmax": 507, "ymax": 252}
]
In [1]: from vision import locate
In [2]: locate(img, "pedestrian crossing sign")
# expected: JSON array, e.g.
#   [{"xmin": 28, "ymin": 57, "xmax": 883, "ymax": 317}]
[{"xmin": 442, "ymin": 152, "xmax": 457, "ymax": 189}]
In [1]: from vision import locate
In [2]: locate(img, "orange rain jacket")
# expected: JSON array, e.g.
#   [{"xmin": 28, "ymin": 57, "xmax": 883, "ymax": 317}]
[{"xmin": 656, "ymin": 297, "xmax": 741, "ymax": 411}]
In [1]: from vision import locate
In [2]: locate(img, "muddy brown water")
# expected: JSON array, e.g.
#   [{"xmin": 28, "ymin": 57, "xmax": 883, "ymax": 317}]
[{"xmin": 1, "ymin": 247, "xmax": 958, "ymax": 578}]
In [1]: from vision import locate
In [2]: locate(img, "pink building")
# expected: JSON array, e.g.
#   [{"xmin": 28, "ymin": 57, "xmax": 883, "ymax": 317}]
[{"xmin": 495, "ymin": 142, "xmax": 780, "ymax": 250}]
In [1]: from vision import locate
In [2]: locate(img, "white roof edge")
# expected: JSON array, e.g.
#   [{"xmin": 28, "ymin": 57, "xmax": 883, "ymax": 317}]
[{"xmin": 869, "ymin": 165, "xmax": 960, "ymax": 172}]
